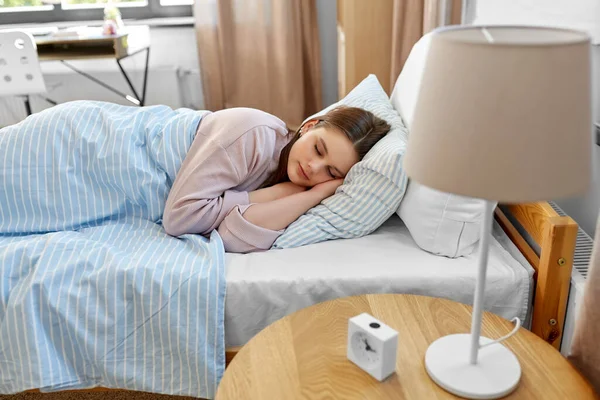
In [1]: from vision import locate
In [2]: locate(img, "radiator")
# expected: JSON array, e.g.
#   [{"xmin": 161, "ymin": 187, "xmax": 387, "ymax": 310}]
[{"xmin": 549, "ymin": 201, "xmax": 594, "ymax": 355}]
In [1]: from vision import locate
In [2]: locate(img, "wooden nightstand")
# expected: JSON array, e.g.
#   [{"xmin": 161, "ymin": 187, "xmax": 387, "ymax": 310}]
[{"xmin": 216, "ymin": 294, "xmax": 596, "ymax": 399}]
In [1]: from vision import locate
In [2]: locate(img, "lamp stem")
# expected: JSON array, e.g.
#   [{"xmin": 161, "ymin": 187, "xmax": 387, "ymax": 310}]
[{"xmin": 469, "ymin": 200, "xmax": 495, "ymax": 364}]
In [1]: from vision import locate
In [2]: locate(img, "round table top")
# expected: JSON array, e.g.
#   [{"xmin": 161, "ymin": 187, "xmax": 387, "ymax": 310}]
[{"xmin": 216, "ymin": 294, "xmax": 596, "ymax": 400}]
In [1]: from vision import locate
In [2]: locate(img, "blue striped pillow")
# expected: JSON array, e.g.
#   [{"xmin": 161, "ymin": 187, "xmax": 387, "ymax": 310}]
[{"xmin": 272, "ymin": 75, "xmax": 408, "ymax": 248}]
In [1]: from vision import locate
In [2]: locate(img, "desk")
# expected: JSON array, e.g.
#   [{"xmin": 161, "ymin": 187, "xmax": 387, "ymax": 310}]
[{"xmin": 34, "ymin": 25, "xmax": 150, "ymax": 107}]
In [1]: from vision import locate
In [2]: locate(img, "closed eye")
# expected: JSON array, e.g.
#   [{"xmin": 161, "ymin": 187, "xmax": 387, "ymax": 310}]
[
  {"xmin": 316, "ymin": 143, "xmax": 338, "ymax": 178},
  {"xmin": 314, "ymin": 144, "xmax": 322, "ymax": 156}
]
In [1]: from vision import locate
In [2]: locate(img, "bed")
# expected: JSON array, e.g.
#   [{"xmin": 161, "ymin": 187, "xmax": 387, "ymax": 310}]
[
  {"xmin": 18, "ymin": 201, "xmax": 579, "ymax": 397},
  {"xmin": 221, "ymin": 203, "xmax": 577, "ymax": 363},
  {"xmin": 225, "ymin": 213, "xmax": 534, "ymax": 348}
]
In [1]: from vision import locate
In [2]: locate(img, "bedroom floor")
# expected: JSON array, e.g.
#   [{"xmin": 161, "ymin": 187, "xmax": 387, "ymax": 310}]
[{"xmin": 0, "ymin": 392, "xmax": 204, "ymax": 400}]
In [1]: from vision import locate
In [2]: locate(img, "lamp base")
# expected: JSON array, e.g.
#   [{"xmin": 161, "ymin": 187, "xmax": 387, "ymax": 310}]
[{"xmin": 425, "ymin": 334, "xmax": 521, "ymax": 399}]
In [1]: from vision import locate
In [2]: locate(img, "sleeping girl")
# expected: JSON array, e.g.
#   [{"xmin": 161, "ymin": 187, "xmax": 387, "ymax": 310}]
[{"xmin": 0, "ymin": 102, "xmax": 389, "ymax": 253}]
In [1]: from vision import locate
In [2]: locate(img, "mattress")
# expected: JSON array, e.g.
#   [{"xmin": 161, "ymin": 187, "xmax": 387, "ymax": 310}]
[{"xmin": 224, "ymin": 214, "xmax": 534, "ymax": 347}]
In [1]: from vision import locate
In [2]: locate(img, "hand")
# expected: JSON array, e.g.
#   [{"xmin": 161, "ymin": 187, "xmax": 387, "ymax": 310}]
[{"xmin": 310, "ymin": 178, "xmax": 344, "ymax": 200}]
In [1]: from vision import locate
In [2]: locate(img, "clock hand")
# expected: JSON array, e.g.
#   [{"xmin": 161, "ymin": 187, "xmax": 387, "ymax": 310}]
[{"xmin": 364, "ymin": 339, "xmax": 374, "ymax": 352}]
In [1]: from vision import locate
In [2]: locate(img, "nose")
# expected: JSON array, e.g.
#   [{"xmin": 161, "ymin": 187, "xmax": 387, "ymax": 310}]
[{"xmin": 307, "ymin": 159, "xmax": 326, "ymax": 177}]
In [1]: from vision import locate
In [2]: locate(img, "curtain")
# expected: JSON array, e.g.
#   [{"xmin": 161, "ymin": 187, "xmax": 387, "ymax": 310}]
[
  {"xmin": 194, "ymin": 0, "xmax": 322, "ymax": 128},
  {"xmin": 568, "ymin": 214, "xmax": 600, "ymax": 392},
  {"xmin": 389, "ymin": 0, "xmax": 462, "ymax": 92}
]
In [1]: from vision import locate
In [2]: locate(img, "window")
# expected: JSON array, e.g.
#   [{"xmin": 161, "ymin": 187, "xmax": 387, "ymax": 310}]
[
  {"xmin": 0, "ymin": 0, "xmax": 52, "ymax": 13},
  {"xmin": 0, "ymin": 0, "xmax": 192, "ymax": 25}
]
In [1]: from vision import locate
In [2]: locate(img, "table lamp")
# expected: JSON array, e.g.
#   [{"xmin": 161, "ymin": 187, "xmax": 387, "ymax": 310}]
[{"xmin": 403, "ymin": 26, "xmax": 592, "ymax": 399}]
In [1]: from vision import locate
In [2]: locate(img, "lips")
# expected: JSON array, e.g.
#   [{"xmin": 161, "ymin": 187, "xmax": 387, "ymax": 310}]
[{"xmin": 298, "ymin": 163, "xmax": 309, "ymax": 180}]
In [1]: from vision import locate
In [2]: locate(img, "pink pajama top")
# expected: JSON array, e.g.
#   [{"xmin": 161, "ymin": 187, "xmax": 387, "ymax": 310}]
[{"xmin": 163, "ymin": 107, "xmax": 291, "ymax": 253}]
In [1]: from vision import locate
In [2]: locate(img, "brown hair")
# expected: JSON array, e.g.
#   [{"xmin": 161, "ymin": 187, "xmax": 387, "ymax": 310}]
[{"xmin": 261, "ymin": 106, "xmax": 391, "ymax": 188}]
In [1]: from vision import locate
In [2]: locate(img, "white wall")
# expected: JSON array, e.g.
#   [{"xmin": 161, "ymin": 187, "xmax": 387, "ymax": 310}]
[
  {"xmin": 555, "ymin": 48, "xmax": 600, "ymax": 236},
  {"xmin": 471, "ymin": 0, "xmax": 600, "ymax": 44},
  {"xmin": 471, "ymin": 0, "xmax": 600, "ymax": 236}
]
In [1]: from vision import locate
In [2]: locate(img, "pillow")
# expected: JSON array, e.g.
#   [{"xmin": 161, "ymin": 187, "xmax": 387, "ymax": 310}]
[
  {"xmin": 272, "ymin": 75, "xmax": 408, "ymax": 249},
  {"xmin": 391, "ymin": 33, "xmax": 490, "ymax": 258},
  {"xmin": 398, "ymin": 182, "xmax": 486, "ymax": 258}
]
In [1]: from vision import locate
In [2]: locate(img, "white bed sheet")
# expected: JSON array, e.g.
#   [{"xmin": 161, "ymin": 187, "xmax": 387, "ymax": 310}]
[{"xmin": 224, "ymin": 215, "xmax": 534, "ymax": 347}]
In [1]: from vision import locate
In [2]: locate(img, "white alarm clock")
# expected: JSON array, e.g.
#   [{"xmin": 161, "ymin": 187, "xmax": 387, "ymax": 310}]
[{"xmin": 347, "ymin": 312, "xmax": 398, "ymax": 381}]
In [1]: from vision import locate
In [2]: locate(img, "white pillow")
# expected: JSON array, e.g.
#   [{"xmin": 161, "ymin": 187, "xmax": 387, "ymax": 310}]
[
  {"xmin": 398, "ymin": 182, "xmax": 486, "ymax": 258},
  {"xmin": 272, "ymin": 75, "xmax": 408, "ymax": 248},
  {"xmin": 391, "ymin": 33, "xmax": 490, "ymax": 258}
]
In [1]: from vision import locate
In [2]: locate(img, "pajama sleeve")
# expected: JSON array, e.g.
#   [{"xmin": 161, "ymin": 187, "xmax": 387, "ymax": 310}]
[
  {"xmin": 163, "ymin": 111, "xmax": 287, "ymax": 253},
  {"xmin": 217, "ymin": 204, "xmax": 284, "ymax": 253}
]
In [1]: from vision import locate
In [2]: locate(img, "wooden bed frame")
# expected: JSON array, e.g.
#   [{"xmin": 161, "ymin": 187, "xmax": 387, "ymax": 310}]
[
  {"xmin": 24, "ymin": 201, "xmax": 578, "ymax": 396},
  {"xmin": 494, "ymin": 202, "xmax": 578, "ymax": 350}
]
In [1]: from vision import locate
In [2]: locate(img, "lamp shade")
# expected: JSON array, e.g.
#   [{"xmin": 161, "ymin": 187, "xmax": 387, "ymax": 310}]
[{"xmin": 403, "ymin": 26, "xmax": 592, "ymax": 203}]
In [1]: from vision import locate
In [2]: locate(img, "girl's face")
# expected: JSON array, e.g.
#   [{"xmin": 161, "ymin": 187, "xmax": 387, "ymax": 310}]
[{"xmin": 287, "ymin": 121, "xmax": 359, "ymax": 187}]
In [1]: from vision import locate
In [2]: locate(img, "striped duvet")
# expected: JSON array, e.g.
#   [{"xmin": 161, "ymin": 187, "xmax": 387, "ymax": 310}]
[{"xmin": 0, "ymin": 101, "xmax": 226, "ymax": 398}]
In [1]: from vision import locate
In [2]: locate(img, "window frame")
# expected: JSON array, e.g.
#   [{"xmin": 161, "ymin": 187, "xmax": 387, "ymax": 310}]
[{"xmin": 0, "ymin": 0, "xmax": 192, "ymax": 25}]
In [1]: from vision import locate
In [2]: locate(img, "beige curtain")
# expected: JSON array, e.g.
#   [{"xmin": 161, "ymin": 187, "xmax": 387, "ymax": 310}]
[
  {"xmin": 194, "ymin": 0, "xmax": 322, "ymax": 128},
  {"xmin": 568, "ymin": 215, "xmax": 600, "ymax": 392},
  {"xmin": 389, "ymin": 0, "xmax": 462, "ymax": 93}
]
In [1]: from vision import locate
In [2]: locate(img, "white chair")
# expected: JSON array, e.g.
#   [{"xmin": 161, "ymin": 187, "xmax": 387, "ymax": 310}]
[{"xmin": 0, "ymin": 30, "xmax": 49, "ymax": 115}]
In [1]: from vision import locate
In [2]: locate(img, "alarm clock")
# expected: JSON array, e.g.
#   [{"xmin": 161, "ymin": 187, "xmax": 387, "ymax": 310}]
[{"xmin": 347, "ymin": 312, "xmax": 398, "ymax": 381}]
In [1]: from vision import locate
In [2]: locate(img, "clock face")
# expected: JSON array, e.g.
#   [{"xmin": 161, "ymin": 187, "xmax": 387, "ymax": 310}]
[{"xmin": 351, "ymin": 331, "xmax": 379, "ymax": 367}]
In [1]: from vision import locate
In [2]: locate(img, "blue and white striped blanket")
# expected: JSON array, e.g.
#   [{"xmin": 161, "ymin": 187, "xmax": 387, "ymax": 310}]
[{"xmin": 0, "ymin": 101, "xmax": 226, "ymax": 398}]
